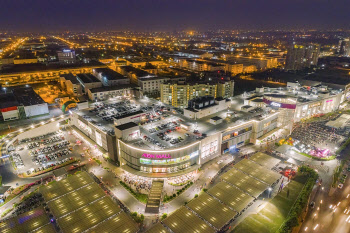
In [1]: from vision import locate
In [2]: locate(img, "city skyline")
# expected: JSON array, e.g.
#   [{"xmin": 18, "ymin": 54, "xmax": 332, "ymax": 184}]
[
  {"xmin": 1, "ymin": 0, "xmax": 350, "ymax": 32},
  {"xmin": 1, "ymin": 2, "xmax": 350, "ymax": 233}
]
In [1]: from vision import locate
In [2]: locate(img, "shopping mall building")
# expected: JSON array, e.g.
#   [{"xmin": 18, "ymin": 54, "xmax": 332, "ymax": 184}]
[
  {"xmin": 69, "ymin": 80, "xmax": 349, "ymax": 177},
  {"xmin": 243, "ymin": 82, "xmax": 345, "ymax": 126},
  {"xmin": 70, "ymin": 96, "xmax": 279, "ymax": 177}
]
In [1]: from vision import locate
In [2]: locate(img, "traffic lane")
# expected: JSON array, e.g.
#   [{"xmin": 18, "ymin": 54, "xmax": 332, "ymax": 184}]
[{"xmin": 301, "ymin": 173, "xmax": 350, "ymax": 232}]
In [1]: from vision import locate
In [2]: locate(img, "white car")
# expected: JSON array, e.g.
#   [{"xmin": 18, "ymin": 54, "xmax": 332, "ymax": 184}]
[{"xmin": 217, "ymin": 160, "xmax": 223, "ymax": 165}]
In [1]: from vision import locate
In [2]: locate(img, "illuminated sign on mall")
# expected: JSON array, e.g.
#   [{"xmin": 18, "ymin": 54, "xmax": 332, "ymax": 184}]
[
  {"xmin": 309, "ymin": 102, "xmax": 321, "ymax": 108},
  {"xmin": 142, "ymin": 153, "xmax": 171, "ymax": 159},
  {"xmin": 270, "ymin": 102, "xmax": 281, "ymax": 108}
]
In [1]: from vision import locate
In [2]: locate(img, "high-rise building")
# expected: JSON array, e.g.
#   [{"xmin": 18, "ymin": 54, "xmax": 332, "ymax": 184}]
[
  {"xmin": 338, "ymin": 38, "xmax": 350, "ymax": 56},
  {"xmin": 285, "ymin": 44, "xmax": 320, "ymax": 70},
  {"xmin": 160, "ymin": 80, "xmax": 234, "ymax": 108}
]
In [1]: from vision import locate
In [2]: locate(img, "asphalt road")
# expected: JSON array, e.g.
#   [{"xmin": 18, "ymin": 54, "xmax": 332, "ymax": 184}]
[{"xmin": 299, "ymin": 147, "xmax": 350, "ymax": 232}]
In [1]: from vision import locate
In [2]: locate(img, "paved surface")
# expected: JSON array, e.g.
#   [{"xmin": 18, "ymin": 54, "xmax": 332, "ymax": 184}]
[{"xmin": 298, "ymin": 147, "xmax": 350, "ymax": 233}]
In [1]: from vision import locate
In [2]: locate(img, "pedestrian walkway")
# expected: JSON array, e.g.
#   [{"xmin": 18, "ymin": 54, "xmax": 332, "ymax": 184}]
[{"xmin": 145, "ymin": 180, "xmax": 164, "ymax": 214}]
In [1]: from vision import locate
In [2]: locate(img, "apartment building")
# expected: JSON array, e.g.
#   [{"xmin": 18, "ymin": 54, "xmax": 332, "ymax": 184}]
[{"xmin": 161, "ymin": 80, "xmax": 234, "ymax": 108}]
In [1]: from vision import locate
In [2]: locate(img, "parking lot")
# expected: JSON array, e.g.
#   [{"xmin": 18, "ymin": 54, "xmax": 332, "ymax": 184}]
[
  {"xmin": 9, "ymin": 130, "xmax": 84, "ymax": 176},
  {"xmin": 140, "ymin": 114, "xmax": 200, "ymax": 149}
]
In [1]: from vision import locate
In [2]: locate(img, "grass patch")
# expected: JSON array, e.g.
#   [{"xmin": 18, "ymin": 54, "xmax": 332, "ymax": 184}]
[
  {"xmin": 130, "ymin": 212, "xmax": 145, "ymax": 223},
  {"xmin": 119, "ymin": 181, "xmax": 148, "ymax": 204},
  {"xmin": 168, "ymin": 180, "xmax": 191, "ymax": 186},
  {"xmin": 0, "ymin": 183, "xmax": 35, "ymax": 207},
  {"xmin": 163, "ymin": 181, "xmax": 193, "ymax": 203},
  {"xmin": 336, "ymin": 137, "xmax": 350, "ymax": 154},
  {"xmin": 278, "ymin": 166, "xmax": 318, "ymax": 233},
  {"xmin": 332, "ymin": 160, "xmax": 346, "ymax": 188},
  {"xmin": 93, "ymin": 158, "xmax": 102, "ymax": 165},
  {"xmin": 233, "ymin": 173, "xmax": 309, "ymax": 233},
  {"xmin": 1, "ymin": 207, "xmax": 14, "ymax": 217}
]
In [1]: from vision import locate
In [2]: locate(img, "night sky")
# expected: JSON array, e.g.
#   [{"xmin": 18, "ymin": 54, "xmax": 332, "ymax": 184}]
[{"xmin": 1, "ymin": 0, "xmax": 350, "ymax": 31}]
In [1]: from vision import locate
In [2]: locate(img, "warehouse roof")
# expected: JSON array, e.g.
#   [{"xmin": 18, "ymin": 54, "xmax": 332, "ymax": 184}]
[
  {"xmin": 12, "ymin": 87, "xmax": 46, "ymax": 106},
  {"xmin": 94, "ymin": 68, "xmax": 128, "ymax": 80},
  {"xmin": 89, "ymin": 84, "xmax": 138, "ymax": 93}
]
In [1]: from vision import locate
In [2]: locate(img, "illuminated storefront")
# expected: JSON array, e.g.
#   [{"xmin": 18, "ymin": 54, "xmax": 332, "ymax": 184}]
[{"xmin": 118, "ymin": 140, "xmax": 201, "ymax": 175}]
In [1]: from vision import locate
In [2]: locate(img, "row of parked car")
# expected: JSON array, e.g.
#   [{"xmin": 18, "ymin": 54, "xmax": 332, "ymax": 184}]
[
  {"xmin": 27, "ymin": 142, "xmax": 40, "ymax": 149},
  {"xmin": 19, "ymin": 132, "xmax": 57, "ymax": 144},
  {"xmin": 26, "ymin": 158, "xmax": 72, "ymax": 175},
  {"xmin": 143, "ymin": 135, "xmax": 165, "ymax": 149},
  {"xmin": 42, "ymin": 135, "xmax": 64, "ymax": 145},
  {"xmin": 11, "ymin": 153, "xmax": 24, "ymax": 168},
  {"xmin": 32, "ymin": 149, "xmax": 71, "ymax": 165},
  {"xmin": 29, "ymin": 141, "xmax": 70, "ymax": 156}
]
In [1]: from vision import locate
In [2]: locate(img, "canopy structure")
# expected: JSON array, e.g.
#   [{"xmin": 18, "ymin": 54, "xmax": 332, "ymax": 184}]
[
  {"xmin": 163, "ymin": 206, "xmax": 215, "ymax": 233},
  {"xmin": 39, "ymin": 172, "xmax": 138, "ymax": 233},
  {"xmin": 187, "ymin": 192, "xmax": 237, "ymax": 229},
  {"xmin": 249, "ymin": 152, "xmax": 281, "ymax": 169}
]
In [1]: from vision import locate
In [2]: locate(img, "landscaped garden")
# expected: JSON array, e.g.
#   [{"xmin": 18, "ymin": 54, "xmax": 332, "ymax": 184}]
[{"xmin": 119, "ymin": 181, "xmax": 148, "ymax": 203}]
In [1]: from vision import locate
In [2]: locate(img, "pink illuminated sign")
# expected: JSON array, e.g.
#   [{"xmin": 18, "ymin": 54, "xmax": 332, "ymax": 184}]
[
  {"xmin": 326, "ymin": 100, "xmax": 333, "ymax": 103},
  {"xmin": 142, "ymin": 153, "xmax": 171, "ymax": 159}
]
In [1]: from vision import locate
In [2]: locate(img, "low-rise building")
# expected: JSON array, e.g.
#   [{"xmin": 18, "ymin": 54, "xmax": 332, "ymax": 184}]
[
  {"xmin": 0, "ymin": 61, "xmax": 106, "ymax": 87},
  {"xmin": 138, "ymin": 77, "xmax": 169, "ymax": 97},
  {"xmin": 117, "ymin": 65, "xmax": 154, "ymax": 85},
  {"xmin": 184, "ymin": 96, "xmax": 230, "ymax": 119},
  {"xmin": 12, "ymin": 87, "xmax": 49, "ymax": 118},
  {"xmin": 179, "ymin": 59, "xmax": 225, "ymax": 72},
  {"xmin": 226, "ymin": 56, "xmax": 278, "ymax": 70},
  {"xmin": 57, "ymin": 49, "xmax": 76, "ymax": 64},
  {"xmin": 87, "ymin": 84, "xmax": 140, "ymax": 101},
  {"xmin": 125, "ymin": 58, "xmax": 167, "ymax": 69},
  {"xmin": 0, "ymin": 93, "xmax": 20, "ymax": 121},
  {"xmin": 60, "ymin": 73, "xmax": 83, "ymax": 96},
  {"xmin": 93, "ymin": 68, "xmax": 130, "ymax": 86},
  {"xmin": 76, "ymin": 73, "xmax": 102, "ymax": 93}
]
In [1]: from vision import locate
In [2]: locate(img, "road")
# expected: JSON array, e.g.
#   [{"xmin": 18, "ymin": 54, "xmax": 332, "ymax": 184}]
[{"xmin": 299, "ymin": 147, "xmax": 350, "ymax": 233}]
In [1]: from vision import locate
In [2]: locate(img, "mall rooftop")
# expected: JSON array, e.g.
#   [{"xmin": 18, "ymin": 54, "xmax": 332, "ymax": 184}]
[{"xmin": 73, "ymin": 95, "xmax": 277, "ymax": 150}]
